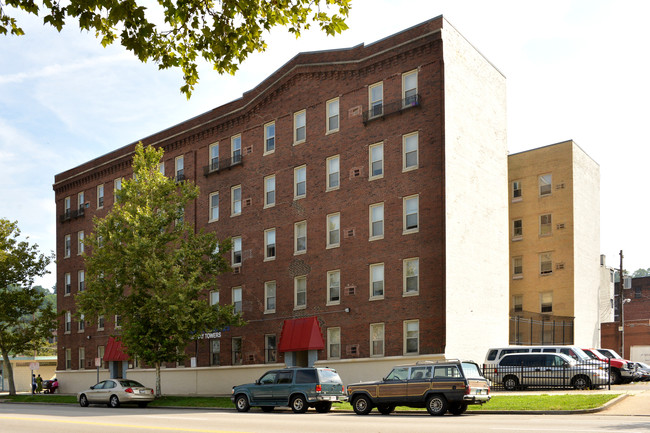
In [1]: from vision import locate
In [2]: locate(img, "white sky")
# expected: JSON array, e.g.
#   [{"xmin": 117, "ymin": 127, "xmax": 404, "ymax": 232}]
[{"xmin": 1, "ymin": 0, "xmax": 648, "ymax": 290}]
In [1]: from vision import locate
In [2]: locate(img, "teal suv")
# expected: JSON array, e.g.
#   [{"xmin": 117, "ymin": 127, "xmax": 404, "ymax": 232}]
[{"xmin": 231, "ymin": 367, "xmax": 347, "ymax": 413}]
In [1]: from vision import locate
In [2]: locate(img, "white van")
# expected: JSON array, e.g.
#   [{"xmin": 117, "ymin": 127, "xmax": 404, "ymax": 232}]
[{"xmin": 484, "ymin": 346, "xmax": 595, "ymax": 368}]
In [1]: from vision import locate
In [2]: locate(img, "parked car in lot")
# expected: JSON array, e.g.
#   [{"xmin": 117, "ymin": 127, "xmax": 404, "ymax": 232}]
[
  {"xmin": 582, "ymin": 348, "xmax": 636, "ymax": 384},
  {"xmin": 594, "ymin": 348, "xmax": 640, "ymax": 383},
  {"xmin": 346, "ymin": 360, "xmax": 490, "ymax": 416},
  {"xmin": 635, "ymin": 362, "xmax": 650, "ymax": 381},
  {"xmin": 231, "ymin": 367, "xmax": 346, "ymax": 413},
  {"xmin": 77, "ymin": 379, "xmax": 154, "ymax": 408},
  {"xmin": 485, "ymin": 345, "xmax": 600, "ymax": 368},
  {"xmin": 492, "ymin": 352, "xmax": 608, "ymax": 390}
]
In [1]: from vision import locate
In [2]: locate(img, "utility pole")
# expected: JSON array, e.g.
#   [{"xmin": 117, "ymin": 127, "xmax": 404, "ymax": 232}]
[{"xmin": 619, "ymin": 250, "xmax": 624, "ymax": 357}]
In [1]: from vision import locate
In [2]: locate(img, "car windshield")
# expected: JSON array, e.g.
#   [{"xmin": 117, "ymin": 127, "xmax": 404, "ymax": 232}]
[
  {"xmin": 118, "ymin": 380, "xmax": 145, "ymax": 388},
  {"xmin": 461, "ymin": 362, "xmax": 484, "ymax": 379},
  {"xmin": 386, "ymin": 367, "xmax": 409, "ymax": 380},
  {"xmin": 318, "ymin": 369, "xmax": 342, "ymax": 384},
  {"xmin": 583, "ymin": 350, "xmax": 603, "ymax": 360}
]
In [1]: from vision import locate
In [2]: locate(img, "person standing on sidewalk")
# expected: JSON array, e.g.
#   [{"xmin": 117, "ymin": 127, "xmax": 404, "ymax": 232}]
[
  {"xmin": 36, "ymin": 375, "xmax": 43, "ymax": 394},
  {"xmin": 31, "ymin": 375, "xmax": 36, "ymax": 394}
]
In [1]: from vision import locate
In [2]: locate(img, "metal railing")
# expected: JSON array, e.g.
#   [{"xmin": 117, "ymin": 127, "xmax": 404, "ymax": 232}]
[
  {"xmin": 59, "ymin": 207, "xmax": 86, "ymax": 223},
  {"xmin": 362, "ymin": 94, "xmax": 421, "ymax": 124},
  {"xmin": 203, "ymin": 154, "xmax": 243, "ymax": 176}
]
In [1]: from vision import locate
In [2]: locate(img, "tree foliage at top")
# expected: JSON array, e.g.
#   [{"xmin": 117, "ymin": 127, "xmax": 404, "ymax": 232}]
[
  {"xmin": 1, "ymin": 0, "xmax": 351, "ymax": 97},
  {"xmin": 76, "ymin": 142, "xmax": 243, "ymax": 396},
  {"xmin": 632, "ymin": 268, "xmax": 649, "ymax": 278}
]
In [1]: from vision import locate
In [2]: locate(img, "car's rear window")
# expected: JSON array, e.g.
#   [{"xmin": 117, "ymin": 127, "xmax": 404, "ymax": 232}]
[
  {"xmin": 118, "ymin": 380, "xmax": 145, "ymax": 388},
  {"xmin": 461, "ymin": 363, "xmax": 484, "ymax": 379},
  {"xmin": 317, "ymin": 369, "xmax": 342, "ymax": 384},
  {"xmin": 295, "ymin": 369, "xmax": 318, "ymax": 384}
]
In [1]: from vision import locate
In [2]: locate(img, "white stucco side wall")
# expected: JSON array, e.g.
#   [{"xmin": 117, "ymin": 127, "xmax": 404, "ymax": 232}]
[{"xmin": 441, "ymin": 19, "xmax": 509, "ymax": 363}]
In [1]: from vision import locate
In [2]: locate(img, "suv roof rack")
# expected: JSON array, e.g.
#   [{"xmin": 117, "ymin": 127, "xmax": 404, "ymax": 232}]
[{"xmin": 415, "ymin": 359, "xmax": 461, "ymax": 365}]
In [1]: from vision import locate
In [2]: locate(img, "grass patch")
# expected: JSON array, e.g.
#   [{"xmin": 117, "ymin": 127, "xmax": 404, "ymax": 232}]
[
  {"xmin": 467, "ymin": 394, "xmax": 620, "ymax": 411},
  {"xmin": 1, "ymin": 394, "xmax": 78, "ymax": 404},
  {"xmin": 149, "ymin": 396, "xmax": 234, "ymax": 408}
]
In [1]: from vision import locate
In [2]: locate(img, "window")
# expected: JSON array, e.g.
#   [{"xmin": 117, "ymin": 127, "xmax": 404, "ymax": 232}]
[
  {"xmin": 326, "ymin": 155, "xmax": 340, "ymax": 190},
  {"xmin": 327, "ymin": 270, "xmax": 340, "ymax": 305},
  {"xmin": 404, "ymin": 320, "xmax": 419, "ymax": 354},
  {"xmin": 326, "ymin": 213, "xmax": 340, "ymax": 248},
  {"xmin": 294, "ymin": 221, "xmax": 307, "ymax": 254},
  {"xmin": 513, "ymin": 219, "xmax": 523, "ymax": 239},
  {"xmin": 294, "ymin": 276, "xmax": 307, "ymax": 309},
  {"xmin": 540, "ymin": 214, "xmax": 552, "ymax": 236},
  {"xmin": 512, "ymin": 180, "xmax": 522, "ymax": 200},
  {"xmin": 65, "ymin": 311, "xmax": 71, "ymax": 333},
  {"xmin": 114, "ymin": 177, "xmax": 122, "ymax": 193},
  {"xmin": 232, "ymin": 337, "xmax": 242, "ymax": 365},
  {"xmin": 64, "ymin": 234, "xmax": 71, "ymax": 258},
  {"xmin": 78, "ymin": 191, "xmax": 85, "ymax": 209},
  {"xmin": 209, "ymin": 192, "xmax": 219, "ymax": 222},
  {"xmin": 264, "ymin": 122, "xmax": 275, "ymax": 154},
  {"xmin": 78, "ymin": 270, "xmax": 85, "ymax": 292},
  {"xmin": 264, "ymin": 281, "xmax": 276, "ymax": 313},
  {"xmin": 210, "ymin": 290, "xmax": 219, "ymax": 305},
  {"xmin": 78, "ymin": 313, "xmax": 85, "ymax": 332},
  {"xmin": 513, "ymin": 256, "xmax": 523, "ymax": 278},
  {"xmin": 232, "ymin": 287, "xmax": 242, "ymax": 314},
  {"xmin": 98, "ymin": 315, "xmax": 105, "ymax": 331},
  {"xmin": 79, "ymin": 347, "xmax": 85, "ymax": 370},
  {"xmin": 265, "ymin": 335, "xmax": 277, "ymax": 363},
  {"xmin": 327, "ymin": 328, "xmax": 341, "ymax": 359},
  {"xmin": 294, "ymin": 165, "xmax": 306, "ymax": 199},
  {"xmin": 513, "ymin": 295, "xmax": 523, "ymax": 312},
  {"xmin": 175, "ymin": 155, "xmax": 184, "ymax": 181},
  {"xmin": 231, "ymin": 185, "xmax": 242, "ymax": 216},
  {"xmin": 64, "ymin": 196, "xmax": 71, "ymax": 217},
  {"xmin": 403, "ymin": 195, "xmax": 419, "ymax": 233},
  {"xmin": 294, "ymin": 110, "xmax": 306, "ymax": 144},
  {"xmin": 369, "ymin": 82, "xmax": 383, "ymax": 117},
  {"xmin": 540, "ymin": 252, "xmax": 553, "ymax": 275},
  {"xmin": 232, "ymin": 236, "xmax": 242, "ymax": 266},
  {"xmin": 231, "ymin": 135, "xmax": 242, "ymax": 163},
  {"xmin": 264, "ymin": 228, "xmax": 276, "ymax": 261},
  {"xmin": 402, "ymin": 70, "xmax": 418, "ymax": 106},
  {"xmin": 77, "ymin": 231, "xmax": 84, "ymax": 254},
  {"xmin": 65, "ymin": 348, "xmax": 71, "ymax": 370},
  {"xmin": 264, "ymin": 175, "xmax": 275, "ymax": 208},
  {"xmin": 539, "ymin": 174, "xmax": 552, "ymax": 196},
  {"xmin": 115, "ymin": 315, "xmax": 122, "ymax": 328},
  {"xmin": 64, "ymin": 273, "xmax": 71, "ymax": 295},
  {"xmin": 369, "ymin": 142, "xmax": 384, "ymax": 180},
  {"xmin": 326, "ymin": 98, "xmax": 339, "ymax": 133},
  {"xmin": 540, "ymin": 292, "xmax": 553, "ymax": 313},
  {"xmin": 370, "ymin": 263, "xmax": 384, "ymax": 299},
  {"xmin": 159, "ymin": 161, "xmax": 165, "ymax": 175},
  {"xmin": 209, "ymin": 142, "xmax": 219, "ymax": 171},
  {"xmin": 403, "ymin": 258, "xmax": 419, "ymax": 295},
  {"xmin": 210, "ymin": 339, "xmax": 220, "ymax": 366},
  {"xmin": 97, "ymin": 184, "xmax": 104, "ymax": 208},
  {"xmin": 403, "ymin": 132, "xmax": 418, "ymax": 171},
  {"xmin": 369, "ymin": 202, "xmax": 384, "ymax": 240},
  {"xmin": 370, "ymin": 323, "xmax": 385, "ymax": 357}
]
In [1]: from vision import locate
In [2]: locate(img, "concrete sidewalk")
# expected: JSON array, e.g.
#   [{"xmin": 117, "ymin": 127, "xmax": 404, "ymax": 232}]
[{"xmin": 599, "ymin": 389, "xmax": 650, "ymax": 416}]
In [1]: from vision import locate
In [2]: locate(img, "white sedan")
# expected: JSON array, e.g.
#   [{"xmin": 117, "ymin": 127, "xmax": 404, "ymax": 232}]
[{"xmin": 78, "ymin": 379, "xmax": 154, "ymax": 408}]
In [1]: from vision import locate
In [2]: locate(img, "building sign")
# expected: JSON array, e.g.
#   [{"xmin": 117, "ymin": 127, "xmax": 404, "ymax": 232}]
[
  {"xmin": 197, "ymin": 331, "xmax": 221, "ymax": 340},
  {"xmin": 29, "ymin": 362, "xmax": 39, "ymax": 370}
]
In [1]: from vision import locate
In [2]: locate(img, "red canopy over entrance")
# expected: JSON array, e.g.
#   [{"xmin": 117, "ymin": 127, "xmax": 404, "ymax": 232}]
[
  {"xmin": 278, "ymin": 317, "xmax": 325, "ymax": 352},
  {"xmin": 104, "ymin": 336, "xmax": 129, "ymax": 362}
]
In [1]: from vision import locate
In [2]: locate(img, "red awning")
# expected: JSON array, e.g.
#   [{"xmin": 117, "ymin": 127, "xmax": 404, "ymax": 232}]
[
  {"xmin": 278, "ymin": 317, "xmax": 325, "ymax": 352},
  {"xmin": 104, "ymin": 336, "xmax": 129, "ymax": 362}
]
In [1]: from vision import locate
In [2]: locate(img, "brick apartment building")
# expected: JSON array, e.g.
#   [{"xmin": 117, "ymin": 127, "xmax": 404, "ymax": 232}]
[{"xmin": 53, "ymin": 16, "xmax": 509, "ymax": 394}]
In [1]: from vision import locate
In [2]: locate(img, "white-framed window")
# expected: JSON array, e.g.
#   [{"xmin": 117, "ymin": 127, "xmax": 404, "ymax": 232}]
[
  {"xmin": 513, "ymin": 219, "xmax": 523, "ymax": 239},
  {"xmin": 65, "ymin": 348, "xmax": 71, "ymax": 369},
  {"xmin": 402, "ymin": 69, "xmax": 418, "ymax": 106},
  {"xmin": 159, "ymin": 161, "xmax": 165, "ymax": 175},
  {"xmin": 78, "ymin": 270, "xmax": 85, "ymax": 292},
  {"xmin": 327, "ymin": 270, "xmax": 341, "ymax": 305},
  {"xmin": 264, "ymin": 122, "xmax": 275, "ymax": 154},
  {"xmin": 540, "ymin": 252, "xmax": 553, "ymax": 275},
  {"xmin": 98, "ymin": 315, "xmax": 105, "ymax": 331},
  {"xmin": 403, "ymin": 194, "xmax": 419, "ymax": 233},
  {"xmin": 210, "ymin": 290, "xmax": 219, "ymax": 305},
  {"xmin": 513, "ymin": 256, "xmax": 523, "ymax": 278},
  {"xmin": 97, "ymin": 184, "xmax": 104, "ymax": 209},
  {"xmin": 540, "ymin": 292, "xmax": 553, "ymax": 313},
  {"xmin": 231, "ymin": 135, "xmax": 242, "ymax": 163},
  {"xmin": 370, "ymin": 263, "xmax": 384, "ymax": 300},
  {"xmin": 370, "ymin": 323, "xmax": 385, "ymax": 357},
  {"xmin": 175, "ymin": 155, "xmax": 184, "ymax": 181},
  {"xmin": 326, "ymin": 97, "xmax": 339, "ymax": 133},
  {"xmin": 539, "ymin": 174, "xmax": 552, "ymax": 196},
  {"xmin": 265, "ymin": 334, "xmax": 277, "ymax": 363},
  {"xmin": 77, "ymin": 231, "xmax": 84, "ymax": 255},
  {"xmin": 326, "ymin": 155, "xmax": 340, "ymax": 191},
  {"xmin": 115, "ymin": 315, "xmax": 122, "ymax": 329},
  {"xmin": 79, "ymin": 346, "xmax": 85, "ymax": 370},
  {"xmin": 232, "ymin": 236, "xmax": 242, "ymax": 267},
  {"xmin": 540, "ymin": 214, "xmax": 552, "ymax": 236},
  {"xmin": 294, "ymin": 110, "xmax": 306, "ymax": 144},
  {"xmin": 327, "ymin": 327, "xmax": 341, "ymax": 359},
  {"xmin": 264, "ymin": 228, "xmax": 276, "ymax": 261},
  {"xmin": 208, "ymin": 192, "xmax": 219, "ymax": 222},
  {"xmin": 403, "ymin": 132, "xmax": 418, "ymax": 171},
  {"xmin": 264, "ymin": 281, "xmax": 276, "ymax": 314},
  {"xmin": 264, "ymin": 175, "xmax": 275, "ymax": 208},
  {"xmin": 294, "ymin": 275, "xmax": 307, "ymax": 309},
  {"xmin": 326, "ymin": 213, "xmax": 340, "ymax": 248},
  {"xmin": 77, "ymin": 191, "xmax": 85, "ymax": 210},
  {"xmin": 64, "ymin": 196, "xmax": 71, "ymax": 217},
  {"xmin": 404, "ymin": 320, "xmax": 419, "ymax": 354},
  {"xmin": 294, "ymin": 220, "xmax": 307, "ymax": 254},
  {"xmin": 512, "ymin": 180, "xmax": 522, "ymax": 200},
  {"xmin": 210, "ymin": 339, "xmax": 220, "ymax": 366},
  {"xmin": 209, "ymin": 142, "xmax": 219, "ymax": 171},
  {"xmin": 64, "ymin": 311, "xmax": 71, "ymax": 333},
  {"xmin": 232, "ymin": 287, "xmax": 242, "ymax": 314},
  {"xmin": 231, "ymin": 185, "xmax": 242, "ymax": 216},
  {"xmin": 114, "ymin": 177, "xmax": 122, "ymax": 193},
  {"xmin": 78, "ymin": 313, "xmax": 85, "ymax": 332},
  {"xmin": 369, "ymin": 82, "xmax": 383, "ymax": 117},
  {"xmin": 64, "ymin": 234, "xmax": 71, "ymax": 258},
  {"xmin": 232, "ymin": 337, "xmax": 242, "ymax": 365},
  {"xmin": 64, "ymin": 272, "xmax": 71, "ymax": 295},
  {"xmin": 294, "ymin": 165, "xmax": 306, "ymax": 199},
  {"xmin": 513, "ymin": 294, "xmax": 523, "ymax": 312},
  {"xmin": 369, "ymin": 142, "xmax": 384, "ymax": 180},
  {"xmin": 403, "ymin": 258, "xmax": 419, "ymax": 295},
  {"xmin": 369, "ymin": 202, "xmax": 384, "ymax": 240}
]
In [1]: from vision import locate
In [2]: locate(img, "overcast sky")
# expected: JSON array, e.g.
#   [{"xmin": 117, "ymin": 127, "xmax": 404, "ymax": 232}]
[{"xmin": 1, "ymin": 0, "xmax": 648, "ymax": 289}]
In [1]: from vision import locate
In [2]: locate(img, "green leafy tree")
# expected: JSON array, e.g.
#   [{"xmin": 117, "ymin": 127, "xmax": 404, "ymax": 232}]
[
  {"xmin": 1, "ymin": 0, "xmax": 350, "ymax": 97},
  {"xmin": 0, "ymin": 219, "xmax": 55, "ymax": 395},
  {"xmin": 632, "ymin": 268, "xmax": 649, "ymax": 278},
  {"xmin": 76, "ymin": 142, "xmax": 243, "ymax": 396}
]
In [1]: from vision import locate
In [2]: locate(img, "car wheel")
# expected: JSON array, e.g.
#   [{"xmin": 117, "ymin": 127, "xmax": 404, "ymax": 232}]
[
  {"xmin": 503, "ymin": 375, "xmax": 519, "ymax": 391},
  {"xmin": 260, "ymin": 406, "xmax": 274, "ymax": 412},
  {"xmin": 137, "ymin": 402, "xmax": 149, "ymax": 408},
  {"xmin": 448, "ymin": 402, "xmax": 468, "ymax": 415},
  {"xmin": 377, "ymin": 404, "xmax": 395, "ymax": 415},
  {"xmin": 314, "ymin": 402, "xmax": 332, "ymax": 413},
  {"xmin": 426, "ymin": 394, "xmax": 448, "ymax": 416},
  {"xmin": 610, "ymin": 369, "xmax": 622, "ymax": 384},
  {"xmin": 235, "ymin": 394, "xmax": 250, "ymax": 412},
  {"xmin": 572, "ymin": 375, "xmax": 591, "ymax": 390},
  {"xmin": 79, "ymin": 394, "xmax": 89, "ymax": 407},
  {"xmin": 290, "ymin": 395, "xmax": 308, "ymax": 414},
  {"xmin": 352, "ymin": 395, "xmax": 372, "ymax": 415},
  {"xmin": 109, "ymin": 395, "xmax": 120, "ymax": 408}
]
